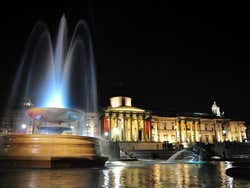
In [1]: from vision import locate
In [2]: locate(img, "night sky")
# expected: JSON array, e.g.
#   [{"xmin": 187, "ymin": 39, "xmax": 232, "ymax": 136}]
[{"xmin": 0, "ymin": 1, "xmax": 250, "ymax": 123}]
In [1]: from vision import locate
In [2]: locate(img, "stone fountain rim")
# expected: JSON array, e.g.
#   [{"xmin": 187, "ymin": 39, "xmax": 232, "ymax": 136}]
[
  {"xmin": 0, "ymin": 133, "xmax": 100, "ymax": 142},
  {"xmin": 26, "ymin": 107, "xmax": 84, "ymax": 123}
]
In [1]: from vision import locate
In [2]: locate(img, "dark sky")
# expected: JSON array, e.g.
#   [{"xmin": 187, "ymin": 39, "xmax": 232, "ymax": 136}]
[{"xmin": 0, "ymin": 1, "xmax": 250, "ymax": 122}]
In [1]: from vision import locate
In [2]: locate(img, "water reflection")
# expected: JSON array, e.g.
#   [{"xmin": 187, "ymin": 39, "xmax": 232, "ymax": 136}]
[
  {"xmin": 0, "ymin": 161, "xmax": 249, "ymax": 188},
  {"xmin": 103, "ymin": 161, "xmax": 249, "ymax": 188}
]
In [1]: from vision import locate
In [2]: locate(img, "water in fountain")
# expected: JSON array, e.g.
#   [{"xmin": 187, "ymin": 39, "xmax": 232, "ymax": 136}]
[
  {"xmin": 167, "ymin": 149, "xmax": 205, "ymax": 164},
  {"xmin": 4, "ymin": 15, "xmax": 97, "ymax": 136},
  {"xmin": 167, "ymin": 144, "xmax": 206, "ymax": 164}
]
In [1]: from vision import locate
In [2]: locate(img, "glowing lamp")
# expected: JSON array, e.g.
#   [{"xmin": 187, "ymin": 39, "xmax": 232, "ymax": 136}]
[
  {"xmin": 114, "ymin": 127, "xmax": 119, "ymax": 135},
  {"xmin": 21, "ymin": 124, "xmax": 27, "ymax": 129}
]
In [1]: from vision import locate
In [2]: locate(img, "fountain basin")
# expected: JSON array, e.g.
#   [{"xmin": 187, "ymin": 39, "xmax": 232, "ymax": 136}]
[
  {"xmin": 25, "ymin": 107, "xmax": 85, "ymax": 134},
  {"xmin": 26, "ymin": 107, "xmax": 83, "ymax": 123},
  {"xmin": 0, "ymin": 134, "xmax": 108, "ymax": 168}
]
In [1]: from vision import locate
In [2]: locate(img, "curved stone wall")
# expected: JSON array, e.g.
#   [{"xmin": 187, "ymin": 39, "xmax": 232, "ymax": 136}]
[{"xmin": 0, "ymin": 134, "xmax": 107, "ymax": 168}]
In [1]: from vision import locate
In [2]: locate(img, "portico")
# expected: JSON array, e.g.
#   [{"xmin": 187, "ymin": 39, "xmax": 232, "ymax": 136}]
[{"xmin": 101, "ymin": 96, "xmax": 151, "ymax": 142}]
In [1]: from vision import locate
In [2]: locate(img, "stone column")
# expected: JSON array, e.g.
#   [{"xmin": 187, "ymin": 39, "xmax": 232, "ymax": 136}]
[
  {"xmin": 149, "ymin": 116, "xmax": 152, "ymax": 141},
  {"xmin": 185, "ymin": 120, "xmax": 188, "ymax": 142},
  {"xmin": 213, "ymin": 120, "xmax": 217, "ymax": 142},
  {"xmin": 199, "ymin": 120, "xmax": 202, "ymax": 142},
  {"xmin": 229, "ymin": 123, "xmax": 232, "ymax": 141},
  {"xmin": 126, "ymin": 113, "xmax": 131, "ymax": 141},
  {"xmin": 216, "ymin": 120, "xmax": 221, "ymax": 142},
  {"xmin": 118, "ymin": 113, "xmax": 123, "ymax": 141},
  {"xmin": 110, "ymin": 113, "xmax": 118, "ymax": 141},
  {"xmin": 132, "ymin": 113, "xmax": 136, "ymax": 141},
  {"xmin": 178, "ymin": 119, "xmax": 182, "ymax": 143},
  {"xmin": 195, "ymin": 121, "xmax": 198, "ymax": 142},
  {"xmin": 143, "ymin": 115, "xmax": 147, "ymax": 142},
  {"xmin": 111, "ymin": 113, "xmax": 115, "ymax": 141},
  {"xmin": 110, "ymin": 113, "xmax": 114, "ymax": 141},
  {"xmin": 189, "ymin": 120, "xmax": 192, "ymax": 143},
  {"xmin": 138, "ymin": 114, "xmax": 143, "ymax": 141},
  {"xmin": 108, "ymin": 113, "xmax": 112, "ymax": 140},
  {"xmin": 190, "ymin": 121, "xmax": 193, "ymax": 143},
  {"xmin": 123, "ymin": 113, "xmax": 126, "ymax": 141},
  {"xmin": 213, "ymin": 122, "xmax": 216, "ymax": 143},
  {"xmin": 235, "ymin": 123, "xmax": 239, "ymax": 142},
  {"xmin": 193, "ymin": 121, "xmax": 196, "ymax": 142},
  {"xmin": 130, "ymin": 113, "xmax": 133, "ymax": 141},
  {"xmin": 115, "ymin": 113, "xmax": 119, "ymax": 141},
  {"xmin": 134, "ymin": 113, "xmax": 139, "ymax": 141},
  {"xmin": 238, "ymin": 124, "xmax": 242, "ymax": 142},
  {"xmin": 175, "ymin": 119, "xmax": 179, "ymax": 142}
]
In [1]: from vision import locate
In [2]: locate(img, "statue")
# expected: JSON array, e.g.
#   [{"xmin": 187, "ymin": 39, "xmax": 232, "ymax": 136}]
[{"xmin": 212, "ymin": 101, "xmax": 221, "ymax": 117}]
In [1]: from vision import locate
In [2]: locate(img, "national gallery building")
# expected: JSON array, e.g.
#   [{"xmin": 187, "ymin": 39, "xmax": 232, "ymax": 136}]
[
  {"xmin": 100, "ymin": 96, "xmax": 247, "ymax": 144},
  {"xmin": 0, "ymin": 96, "xmax": 247, "ymax": 145}
]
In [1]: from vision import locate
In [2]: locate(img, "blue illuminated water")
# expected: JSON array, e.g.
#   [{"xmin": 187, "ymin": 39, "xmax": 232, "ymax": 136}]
[
  {"xmin": 6, "ymin": 15, "xmax": 97, "ymax": 112},
  {"xmin": 4, "ymin": 15, "xmax": 97, "ymax": 135}
]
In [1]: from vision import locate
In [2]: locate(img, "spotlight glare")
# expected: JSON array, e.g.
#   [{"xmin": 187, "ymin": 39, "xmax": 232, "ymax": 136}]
[{"xmin": 21, "ymin": 124, "xmax": 27, "ymax": 129}]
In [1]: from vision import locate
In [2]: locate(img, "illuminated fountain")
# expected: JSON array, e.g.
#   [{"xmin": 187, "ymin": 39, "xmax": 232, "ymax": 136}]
[
  {"xmin": 167, "ymin": 146, "xmax": 206, "ymax": 164},
  {"xmin": 0, "ymin": 15, "xmax": 108, "ymax": 168},
  {"xmin": 167, "ymin": 149, "xmax": 204, "ymax": 164}
]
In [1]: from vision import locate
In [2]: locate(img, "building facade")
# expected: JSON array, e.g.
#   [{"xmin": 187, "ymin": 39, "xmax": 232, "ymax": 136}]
[
  {"xmin": 0, "ymin": 111, "xmax": 27, "ymax": 135},
  {"xmin": 1, "ymin": 96, "xmax": 247, "ymax": 144},
  {"xmin": 100, "ymin": 97, "xmax": 247, "ymax": 144},
  {"xmin": 151, "ymin": 115, "xmax": 246, "ymax": 144},
  {"xmin": 100, "ymin": 96, "xmax": 151, "ymax": 142}
]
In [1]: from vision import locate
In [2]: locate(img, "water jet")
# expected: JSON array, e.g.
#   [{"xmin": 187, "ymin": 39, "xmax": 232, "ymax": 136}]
[{"xmin": 0, "ymin": 15, "xmax": 107, "ymax": 168}]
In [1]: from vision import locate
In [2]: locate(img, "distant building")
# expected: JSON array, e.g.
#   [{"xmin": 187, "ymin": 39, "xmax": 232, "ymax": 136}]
[
  {"xmin": 99, "ymin": 96, "xmax": 247, "ymax": 144},
  {"xmin": 0, "ymin": 98, "xmax": 33, "ymax": 135},
  {"xmin": 0, "ymin": 111, "xmax": 26, "ymax": 134},
  {"xmin": 1, "ymin": 96, "xmax": 247, "ymax": 144},
  {"xmin": 100, "ymin": 96, "xmax": 151, "ymax": 142},
  {"xmin": 151, "ymin": 114, "xmax": 246, "ymax": 144}
]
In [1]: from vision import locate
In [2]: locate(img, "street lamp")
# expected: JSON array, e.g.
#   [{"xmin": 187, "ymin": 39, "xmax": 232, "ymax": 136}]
[
  {"xmin": 21, "ymin": 124, "xmax": 27, "ymax": 129},
  {"xmin": 222, "ymin": 130, "xmax": 226, "ymax": 135},
  {"xmin": 104, "ymin": 132, "xmax": 109, "ymax": 137}
]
